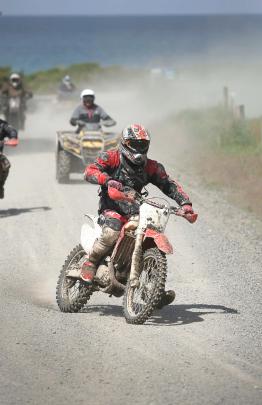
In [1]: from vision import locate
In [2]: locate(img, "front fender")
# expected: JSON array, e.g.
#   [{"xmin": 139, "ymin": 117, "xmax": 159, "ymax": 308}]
[{"xmin": 143, "ymin": 229, "xmax": 173, "ymax": 255}]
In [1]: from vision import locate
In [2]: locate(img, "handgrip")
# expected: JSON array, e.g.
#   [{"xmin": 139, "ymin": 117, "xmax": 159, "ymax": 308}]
[
  {"xmin": 174, "ymin": 208, "xmax": 198, "ymax": 223},
  {"xmin": 184, "ymin": 213, "xmax": 198, "ymax": 223}
]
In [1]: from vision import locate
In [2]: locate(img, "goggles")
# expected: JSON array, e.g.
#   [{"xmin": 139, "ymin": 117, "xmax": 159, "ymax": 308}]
[
  {"xmin": 126, "ymin": 139, "xmax": 149, "ymax": 154},
  {"xmin": 83, "ymin": 95, "xmax": 94, "ymax": 103}
]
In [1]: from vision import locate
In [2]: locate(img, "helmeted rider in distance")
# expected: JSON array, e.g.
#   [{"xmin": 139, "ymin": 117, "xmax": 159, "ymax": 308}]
[
  {"xmin": 57, "ymin": 75, "xmax": 76, "ymax": 100},
  {"xmin": 70, "ymin": 89, "xmax": 116, "ymax": 132},
  {"xmin": 59, "ymin": 75, "xmax": 76, "ymax": 94},
  {"xmin": 0, "ymin": 119, "xmax": 18, "ymax": 198},
  {"xmin": 76, "ymin": 124, "xmax": 195, "ymax": 305},
  {"xmin": 1, "ymin": 73, "xmax": 33, "ymax": 130}
]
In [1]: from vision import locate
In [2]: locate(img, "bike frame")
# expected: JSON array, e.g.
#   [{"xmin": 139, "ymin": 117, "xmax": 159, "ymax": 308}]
[{"xmin": 80, "ymin": 190, "xmax": 197, "ymax": 287}]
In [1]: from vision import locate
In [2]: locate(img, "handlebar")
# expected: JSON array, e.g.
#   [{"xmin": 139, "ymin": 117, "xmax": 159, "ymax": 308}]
[
  {"xmin": 171, "ymin": 207, "xmax": 198, "ymax": 223},
  {"xmin": 144, "ymin": 202, "xmax": 197, "ymax": 223},
  {"xmin": 76, "ymin": 120, "xmax": 86, "ymax": 127},
  {"xmin": 107, "ymin": 185, "xmax": 198, "ymax": 224}
]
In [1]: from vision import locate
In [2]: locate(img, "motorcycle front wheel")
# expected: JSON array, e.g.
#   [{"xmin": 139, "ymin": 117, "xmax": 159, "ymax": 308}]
[
  {"xmin": 123, "ymin": 247, "xmax": 167, "ymax": 324},
  {"xmin": 56, "ymin": 244, "xmax": 92, "ymax": 312}
]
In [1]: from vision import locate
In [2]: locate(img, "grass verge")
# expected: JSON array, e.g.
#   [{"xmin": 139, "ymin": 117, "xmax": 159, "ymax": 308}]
[{"xmin": 172, "ymin": 106, "xmax": 262, "ymax": 217}]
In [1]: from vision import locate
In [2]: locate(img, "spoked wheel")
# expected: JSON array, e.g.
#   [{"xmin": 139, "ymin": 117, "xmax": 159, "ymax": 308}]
[
  {"xmin": 123, "ymin": 248, "xmax": 167, "ymax": 324},
  {"xmin": 56, "ymin": 244, "xmax": 92, "ymax": 312}
]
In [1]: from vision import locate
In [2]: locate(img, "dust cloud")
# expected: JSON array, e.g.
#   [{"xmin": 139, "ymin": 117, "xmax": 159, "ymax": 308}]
[{"xmin": 20, "ymin": 53, "xmax": 261, "ymax": 307}]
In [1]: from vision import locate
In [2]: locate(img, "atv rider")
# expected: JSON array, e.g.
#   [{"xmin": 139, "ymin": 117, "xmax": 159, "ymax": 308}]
[
  {"xmin": 0, "ymin": 119, "xmax": 18, "ymax": 198},
  {"xmin": 70, "ymin": 89, "xmax": 116, "ymax": 132},
  {"xmin": 77, "ymin": 124, "xmax": 195, "ymax": 305},
  {"xmin": 1, "ymin": 73, "xmax": 33, "ymax": 130}
]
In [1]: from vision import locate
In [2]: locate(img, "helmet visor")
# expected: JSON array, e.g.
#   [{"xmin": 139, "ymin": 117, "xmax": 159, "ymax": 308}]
[{"xmin": 126, "ymin": 139, "xmax": 149, "ymax": 154}]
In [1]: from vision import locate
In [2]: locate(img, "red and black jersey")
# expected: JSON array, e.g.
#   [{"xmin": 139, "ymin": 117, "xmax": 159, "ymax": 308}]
[{"xmin": 85, "ymin": 149, "xmax": 191, "ymax": 216}]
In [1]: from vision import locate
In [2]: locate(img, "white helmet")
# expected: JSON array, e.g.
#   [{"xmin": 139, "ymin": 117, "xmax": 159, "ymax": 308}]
[
  {"xmin": 63, "ymin": 75, "xmax": 71, "ymax": 83},
  {"xmin": 10, "ymin": 73, "xmax": 21, "ymax": 88},
  {"xmin": 80, "ymin": 89, "xmax": 95, "ymax": 99},
  {"xmin": 10, "ymin": 73, "xmax": 21, "ymax": 80}
]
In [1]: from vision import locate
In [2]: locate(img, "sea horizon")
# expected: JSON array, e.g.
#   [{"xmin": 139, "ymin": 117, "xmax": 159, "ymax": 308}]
[
  {"xmin": 2, "ymin": 13, "xmax": 262, "ymax": 17},
  {"xmin": 1, "ymin": 14, "xmax": 261, "ymax": 73}
]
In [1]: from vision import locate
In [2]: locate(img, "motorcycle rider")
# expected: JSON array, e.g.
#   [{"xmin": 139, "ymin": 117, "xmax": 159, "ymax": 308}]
[
  {"xmin": 71, "ymin": 124, "xmax": 195, "ymax": 306},
  {"xmin": 58, "ymin": 75, "xmax": 76, "ymax": 98},
  {"xmin": 0, "ymin": 119, "xmax": 18, "ymax": 198},
  {"xmin": 70, "ymin": 89, "xmax": 116, "ymax": 132},
  {"xmin": 1, "ymin": 73, "xmax": 33, "ymax": 130}
]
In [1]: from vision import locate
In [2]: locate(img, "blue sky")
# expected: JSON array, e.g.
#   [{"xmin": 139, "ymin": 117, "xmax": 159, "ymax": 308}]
[{"xmin": 2, "ymin": 0, "xmax": 262, "ymax": 15}]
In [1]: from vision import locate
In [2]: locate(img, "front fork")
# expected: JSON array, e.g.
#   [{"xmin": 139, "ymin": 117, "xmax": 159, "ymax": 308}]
[
  {"xmin": 129, "ymin": 227, "xmax": 173, "ymax": 287},
  {"xmin": 129, "ymin": 228, "xmax": 144, "ymax": 288}
]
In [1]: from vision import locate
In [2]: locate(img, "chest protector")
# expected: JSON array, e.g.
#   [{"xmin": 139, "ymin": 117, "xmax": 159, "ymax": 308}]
[
  {"xmin": 99, "ymin": 155, "xmax": 148, "ymax": 216},
  {"xmin": 112, "ymin": 155, "xmax": 148, "ymax": 191}
]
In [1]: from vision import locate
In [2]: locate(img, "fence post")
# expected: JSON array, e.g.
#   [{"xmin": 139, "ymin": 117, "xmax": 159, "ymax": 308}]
[
  {"xmin": 223, "ymin": 86, "xmax": 229, "ymax": 110},
  {"xmin": 239, "ymin": 105, "xmax": 245, "ymax": 120},
  {"xmin": 260, "ymin": 119, "xmax": 262, "ymax": 146}
]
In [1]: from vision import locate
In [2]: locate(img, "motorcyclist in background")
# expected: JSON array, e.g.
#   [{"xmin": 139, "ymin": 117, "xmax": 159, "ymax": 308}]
[
  {"xmin": 1, "ymin": 73, "xmax": 33, "ymax": 130},
  {"xmin": 58, "ymin": 75, "xmax": 76, "ymax": 99},
  {"xmin": 70, "ymin": 89, "xmax": 116, "ymax": 132},
  {"xmin": 0, "ymin": 119, "xmax": 18, "ymax": 198},
  {"xmin": 70, "ymin": 124, "xmax": 195, "ymax": 306}
]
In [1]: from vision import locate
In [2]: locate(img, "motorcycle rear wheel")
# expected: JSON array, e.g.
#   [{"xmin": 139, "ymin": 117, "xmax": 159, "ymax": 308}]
[
  {"xmin": 56, "ymin": 244, "xmax": 92, "ymax": 312},
  {"xmin": 8, "ymin": 113, "xmax": 21, "ymax": 130},
  {"xmin": 123, "ymin": 247, "xmax": 167, "ymax": 324}
]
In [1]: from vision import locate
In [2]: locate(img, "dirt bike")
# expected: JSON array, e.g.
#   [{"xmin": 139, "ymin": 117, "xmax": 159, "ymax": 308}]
[{"xmin": 56, "ymin": 186, "xmax": 197, "ymax": 324}]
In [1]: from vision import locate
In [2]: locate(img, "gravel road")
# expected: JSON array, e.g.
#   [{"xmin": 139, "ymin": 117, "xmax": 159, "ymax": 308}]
[{"xmin": 0, "ymin": 95, "xmax": 261, "ymax": 405}]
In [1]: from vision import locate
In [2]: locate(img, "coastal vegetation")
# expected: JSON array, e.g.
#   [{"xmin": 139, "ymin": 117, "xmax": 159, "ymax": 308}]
[
  {"xmin": 172, "ymin": 106, "xmax": 262, "ymax": 216},
  {"xmin": 1, "ymin": 61, "xmax": 261, "ymax": 216},
  {"xmin": 0, "ymin": 62, "xmax": 143, "ymax": 92}
]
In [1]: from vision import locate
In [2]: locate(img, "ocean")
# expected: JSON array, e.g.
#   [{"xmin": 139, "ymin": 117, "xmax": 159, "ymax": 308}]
[{"xmin": 0, "ymin": 15, "xmax": 262, "ymax": 73}]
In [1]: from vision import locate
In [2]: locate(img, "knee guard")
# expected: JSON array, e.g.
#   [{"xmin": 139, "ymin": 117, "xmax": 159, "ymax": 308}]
[
  {"xmin": 101, "ymin": 226, "xmax": 120, "ymax": 246},
  {"xmin": 89, "ymin": 226, "xmax": 120, "ymax": 265}
]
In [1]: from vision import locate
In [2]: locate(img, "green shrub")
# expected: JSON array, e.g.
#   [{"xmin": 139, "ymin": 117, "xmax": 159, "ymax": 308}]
[{"xmin": 176, "ymin": 105, "xmax": 259, "ymax": 152}]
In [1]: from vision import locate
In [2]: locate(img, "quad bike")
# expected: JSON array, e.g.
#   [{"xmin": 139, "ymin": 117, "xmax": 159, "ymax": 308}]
[
  {"xmin": 56, "ymin": 185, "xmax": 198, "ymax": 324},
  {"xmin": 56, "ymin": 122, "xmax": 119, "ymax": 183}
]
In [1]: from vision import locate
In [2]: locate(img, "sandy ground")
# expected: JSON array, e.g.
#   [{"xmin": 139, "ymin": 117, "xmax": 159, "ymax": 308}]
[{"xmin": 0, "ymin": 94, "xmax": 261, "ymax": 405}]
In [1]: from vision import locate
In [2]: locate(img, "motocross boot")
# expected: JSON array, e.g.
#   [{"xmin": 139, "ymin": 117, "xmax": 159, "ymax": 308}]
[
  {"xmin": 156, "ymin": 290, "xmax": 176, "ymax": 309},
  {"xmin": 80, "ymin": 261, "xmax": 97, "ymax": 284},
  {"xmin": 80, "ymin": 227, "xmax": 120, "ymax": 284}
]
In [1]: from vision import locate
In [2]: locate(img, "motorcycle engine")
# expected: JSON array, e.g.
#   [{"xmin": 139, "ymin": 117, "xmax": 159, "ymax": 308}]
[{"xmin": 96, "ymin": 264, "xmax": 110, "ymax": 287}]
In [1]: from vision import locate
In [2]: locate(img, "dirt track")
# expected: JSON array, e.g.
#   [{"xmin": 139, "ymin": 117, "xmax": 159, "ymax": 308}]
[{"xmin": 0, "ymin": 95, "xmax": 261, "ymax": 405}]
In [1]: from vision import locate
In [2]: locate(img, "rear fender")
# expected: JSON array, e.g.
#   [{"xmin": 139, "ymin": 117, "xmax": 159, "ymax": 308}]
[
  {"xmin": 80, "ymin": 215, "xmax": 101, "ymax": 254},
  {"xmin": 143, "ymin": 229, "xmax": 173, "ymax": 255},
  {"xmin": 56, "ymin": 131, "xmax": 80, "ymax": 156}
]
